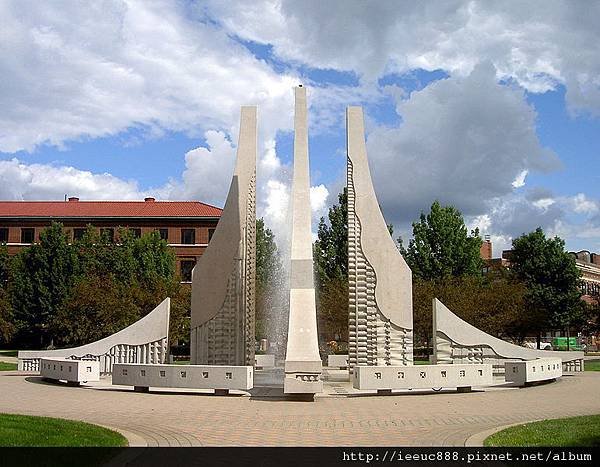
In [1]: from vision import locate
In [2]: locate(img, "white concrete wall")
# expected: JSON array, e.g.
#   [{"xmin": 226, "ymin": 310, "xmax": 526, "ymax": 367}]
[
  {"xmin": 327, "ymin": 354, "xmax": 349, "ymax": 369},
  {"xmin": 505, "ymin": 358, "xmax": 562, "ymax": 386},
  {"xmin": 353, "ymin": 364, "xmax": 493, "ymax": 391},
  {"xmin": 40, "ymin": 358, "xmax": 100, "ymax": 383},
  {"xmin": 254, "ymin": 355, "xmax": 275, "ymax": 368},
  {"xmin": 112, "ymin": 364, "xmax": 253, "ymax": 391}
]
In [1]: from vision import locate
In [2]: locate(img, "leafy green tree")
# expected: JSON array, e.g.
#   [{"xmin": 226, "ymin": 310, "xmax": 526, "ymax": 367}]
[
  {"xmin": 400, "ymin": 201, "xmax": 483, "ymax": 280},
  {"xmin": 412, "ymin": 272, "xmax": 529, "ymax": 352},
  {"xmin": 255, "ymin": 218, "xmax": 284, "ymax": 342},
  {"xmin": 10, "ymin": 223, "xmax": 78, "ymax": 347},
  {"xmin": 314, "ymin": 188, "xmax": 348, "ymax": 283},
  {"xmin": 256, "ymin": 218, "xmax": 281, "ymax": 287},
  {"xmin": 0, "ymin": 287, "xmax": 12, "ymax": 344},
  {"xmin": 317, "ymin": 276, "xmax": 348, "ymax": 343},
  {"xmin": 9, "ymin": 223, "xmax": 182, "ymax": 348},
  {"xmin": 52, "ymin": 274, "xmax": 140, "ymax": 346},
  {"xmin": 0, "ymin": 244, "xmax": 13, "ymax": 343},
  {"xmin": 510, "ymin": 228, "xmax": 583, "ymax": 347},
  {"xmin": 313, "ymin": 189, "xmax": 349, "ymax": 344},
  {"xmin": 0, "ymin": 243, "xmax": 8, "ymax": 285}
]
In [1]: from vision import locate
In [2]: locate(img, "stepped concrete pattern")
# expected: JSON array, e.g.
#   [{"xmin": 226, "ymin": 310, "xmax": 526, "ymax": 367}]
[
  {"xmin": 18, "ymin": 298, "xmax": 170, "ymax": 374},
  {"xmin": 190, "ymin": 106, "xmax": 256, "ymax": 367},
  {"xmin": 347, "ymin": 107, "xmax": 413, "ymax": 372},
  {"xmin": 284, "ymin": 86, "xmax": 323, "ymax": 394},
  {"xmin": 2, "ymin": 371, "xmax": 599, "ymax": 446},
  {"xmin": 433, "ymin": 298, "xmax": 584, "ymax": 372}
]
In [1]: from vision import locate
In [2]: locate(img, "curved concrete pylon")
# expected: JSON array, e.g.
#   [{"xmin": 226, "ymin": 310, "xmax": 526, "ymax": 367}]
[
  {"xmin": 190, "ymin": 106, "xmax": 256, "ymax": 366},
  {"xmin": 18, "ymin": 298, "xmax": 170, "ymax": 374},
  {"xmin": 346, "ymin": 107, "xmax": 414, "ymax": 371},
  {"xmin": 284, "ymin": 86, "xmax": 323, "ymax": 394},
  {"xmin": 432, "ymin": 298, "xmax": 584, "ymax": 371}
]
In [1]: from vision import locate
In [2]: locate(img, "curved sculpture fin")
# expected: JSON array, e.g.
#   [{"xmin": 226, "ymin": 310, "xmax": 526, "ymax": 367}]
[
  {"xmin": 18, "ymin": 298, "xmax": 170, "ymax": 373},
  {"xmin": 347, "ymin": 106, "xmax": 413, "ymax": 369},
  {"xmin": 190, "ymin": 106, "xmax": 257, "ymax": 366},
  {"xmin": 432, "ymin": 298, "xmax": 583, "ymax": 370}
]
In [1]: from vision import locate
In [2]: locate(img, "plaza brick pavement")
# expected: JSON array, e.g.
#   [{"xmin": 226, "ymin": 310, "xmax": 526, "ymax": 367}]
[{"xmin": 1, "ymin": 370, "xmax": 599, "ymax": 446}]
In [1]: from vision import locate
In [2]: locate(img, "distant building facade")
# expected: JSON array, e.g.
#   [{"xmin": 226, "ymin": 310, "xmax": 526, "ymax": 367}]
[
  {"xmin": 0, "ymin": 197, "xmax": 222, "ymax": 282},
  {"xmin": 569, "ymin": 250, "xmax": 600, "ymax": 302},
  {"xmin": 481, "ymin": 240, "xmax": 600, "ymax": 303}
]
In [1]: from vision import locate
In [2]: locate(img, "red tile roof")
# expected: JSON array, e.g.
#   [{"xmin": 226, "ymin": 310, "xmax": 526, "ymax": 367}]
[{"xmin": 0, "ymin": 199, "xmax": 222, "ymax": 218}]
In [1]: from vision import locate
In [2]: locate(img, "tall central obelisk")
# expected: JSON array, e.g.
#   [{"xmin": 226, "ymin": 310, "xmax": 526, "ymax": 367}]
[{"xmin": 284, "ymin": 85, "xmax": 323, "ymax": 394}]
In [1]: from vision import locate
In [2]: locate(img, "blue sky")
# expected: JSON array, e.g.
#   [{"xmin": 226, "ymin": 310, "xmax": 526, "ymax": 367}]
[{"xmin": 1, "ymin": 0, "xmax": 600, "ymax": 255}]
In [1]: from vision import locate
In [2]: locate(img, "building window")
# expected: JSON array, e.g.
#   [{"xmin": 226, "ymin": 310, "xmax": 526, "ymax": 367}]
[
  {"xmin": 0, "ymin": 228, "xmax": 8, "ymax": 243},
  {"xmin": 73, "ymin": 228, "xmax": 86, "ymax": 241},
  {"xmin": 208, "ymin": 228, "xmax": 216, "ymax": 243},
  {"xmin": 180, "ymin": 259, "xmax": 196, "ymax": 282},
  {"xmin": 158, "ymin": 228, "xmax": 169, "ymax": 241},
  {"xmin": 181, "ymin": 228, "xmax": 195, "ymax": 244},
  {"xmin": 100, "ymin": 228, "xmax": 114, "ymax": 242},
  {"xmin": 130, "ymin": 228, "xmax": 142, "ymax": 238},
  {"xmin": 21, "ymin": 228, "xmax": 34, "ymax": 244}
]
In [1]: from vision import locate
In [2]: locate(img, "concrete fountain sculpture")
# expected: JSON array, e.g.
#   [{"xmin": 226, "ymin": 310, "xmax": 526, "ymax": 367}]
[
  {"xmin": 283, "ymin": 86, "xmax": 323, "ymax": 395},
  {"xmin": 190, "ymin": 106, "xmax": 257, "ymax": 367},
  {"xmin": 346, "ymin": 106, "xmax": 414, "ymax": 372}
]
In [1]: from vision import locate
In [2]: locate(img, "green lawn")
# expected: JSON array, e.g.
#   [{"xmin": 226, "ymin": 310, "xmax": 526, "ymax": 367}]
[
  {"xmin": 0, "ymin": 413, "xmax": 127, "ymax": 447},
  {"xmin": 414, "ymin": 360, "xmax": 430, "ymax": 365},
  {"xmin": 0, "ymin": 362, "xmax": 17, "ymax": 371},
  {"xmin": 0, "ymin": 350, "xmax": 17, "ymax": 358},
  {"xmin": 173, "ymin": 359, "xmax": 190, "ymax": 365},
  {"xmin": 585, "ymin": 360, "xmax": 600, "ymax": 371},
  {"xmin": 485, "ymin": 415, "xmax": 600, "ymax": 447}
]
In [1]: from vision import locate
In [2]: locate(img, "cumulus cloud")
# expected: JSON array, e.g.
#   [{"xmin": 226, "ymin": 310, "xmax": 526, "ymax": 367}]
[
  {"xmin": 207, "ymin": 0, "xmax": 600, "ymax": 114},
  {"xmin": 511, "ymin": 170, "xmax": 528, "ymax": 188},
  {"xmin": 467, "ymin": 189, "xmax": 600, "ymax": 254},
  {"xmin": 0, "ymin": 158, "xmax": 142, "ymax": 200},
  {"xmin": 0, "ymin": 0, "xmax": 298, "ymax": 153},
  {"xmin": 366, "ymin": 62, "xmax": 559, "ymax": 225},
  {"xmin": 165, "ymin": 130, "xmax": 236, "ymax": 205}
]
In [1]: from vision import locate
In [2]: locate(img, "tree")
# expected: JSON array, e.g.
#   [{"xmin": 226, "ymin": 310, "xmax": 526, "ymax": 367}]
[
  {"xmin": 52, "ymin": 274, "xmax": 140, "ymax": 346},
  {"xmin": 510, "ymin": 228, "xmax": 583, "ymax": 347},
  {"xmin": 412, "ymin": 272, "xmax": 529, "ymax": 351},
  {"xmin": 313, "ymin": 189, "xmax": 350, "ymax": 344},
  {"xmin": 255, "ymin": 218, "xmax": 286, "ymax": 355},
  {"xmin": 9, "ymin": 223, "xmax": 183, "ymax": 349},
  {"xmin": 10, "ymin": 223, "xmax": 78, "ymax": 347},
  {"xmin": 0, "ymin": 243, "xmax": 8, "ymax": 285},
  {"xmin": 0, "ymin": 244, "xmax": 13, "ymax": 344},
  {"xmin": 400, "ymin": 201, "xmax": 483, "ymax": 280},
  {"xmin": 314, "ymin": 188, "xmax": 348, "ymax": 283}
]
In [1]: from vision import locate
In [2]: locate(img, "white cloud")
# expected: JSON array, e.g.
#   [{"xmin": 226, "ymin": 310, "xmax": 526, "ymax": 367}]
[
  {"xmin": 570, "ymin": 193, "xmax": 599, "ymax": 215},
  {"xmin": 0, "ymin": 158, "xmax": 142, "ymax": 200},
  {"xmin": 310, "ymin": 184, "xmax": 329, "ymax": 217},
  {"xmin": 366, "ymin": 62, "xmax": 559, "ymax": 225},
  {"xmin": 166, "ymin": 130, "xmax": 236, "ymax": 205},
  {"xmin": 532, "ymin": 198, "xmax": 555, "ymax": 211},
  {"xmin": 207, "ymin": 0, "xmax": 600, "ymax": 114},
  {"xmin": 0, "ymin": 0, "xmax": 298, "ymax": 153},
  {"xmin": 511, "ymin": 170, "xmax": 528, "ymax": 188}
]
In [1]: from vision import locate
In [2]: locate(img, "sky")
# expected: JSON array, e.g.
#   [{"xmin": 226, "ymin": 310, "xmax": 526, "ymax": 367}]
[{"xmin": 1, "ymin": 0, "xmax": 600, "ymax": 256}]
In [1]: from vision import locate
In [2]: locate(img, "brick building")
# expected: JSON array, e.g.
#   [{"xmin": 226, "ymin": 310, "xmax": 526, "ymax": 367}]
[
  {"xmin": 569, "ymin": 250, "xmax": 600, "ymax": 302},
  {"xmin": 0, "ymin": 197, "xmax": 221, "ymax": 282}
]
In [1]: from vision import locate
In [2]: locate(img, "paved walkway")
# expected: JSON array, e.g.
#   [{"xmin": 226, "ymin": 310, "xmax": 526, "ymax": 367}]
[{"xmin": 1, "ymin": 370, "xmax": 599, "ymax": 446}]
